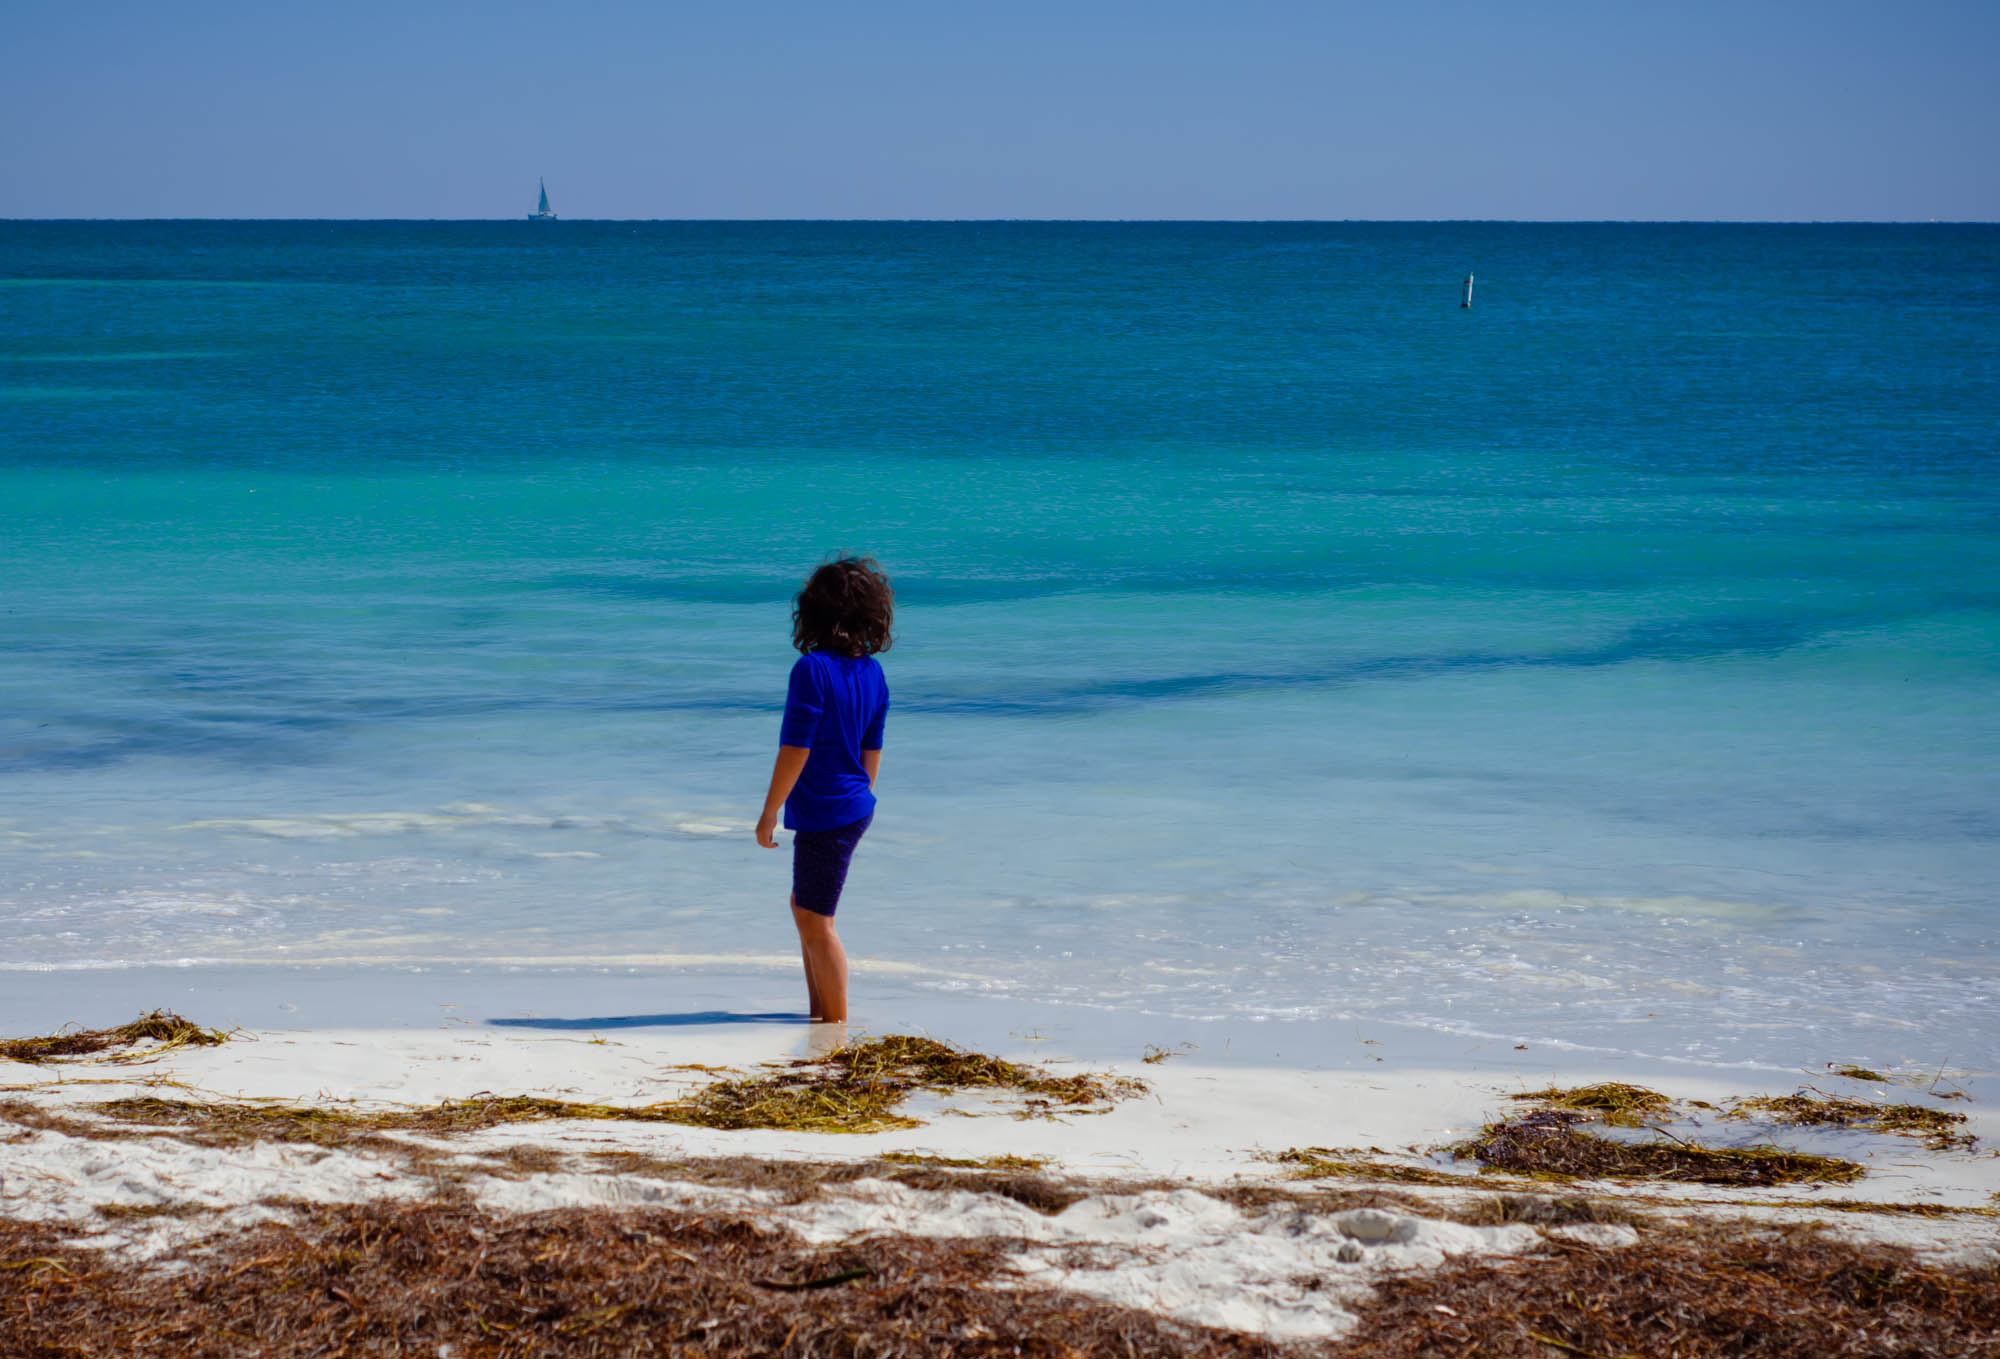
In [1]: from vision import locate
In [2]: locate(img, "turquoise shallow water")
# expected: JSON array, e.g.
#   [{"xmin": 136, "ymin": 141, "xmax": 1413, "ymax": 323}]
[{"xmin": 2, "ymin": 222, "xmax": 1996, "ymax": 1071}]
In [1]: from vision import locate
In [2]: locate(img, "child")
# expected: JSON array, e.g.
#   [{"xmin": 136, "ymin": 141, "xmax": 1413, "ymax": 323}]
[{"xmin": 754, "ymin": 557, "xmax": 892, "ymax": 1023}]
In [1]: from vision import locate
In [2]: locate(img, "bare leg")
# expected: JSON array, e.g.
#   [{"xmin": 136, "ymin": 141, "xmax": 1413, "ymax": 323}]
[
  {"xmin": 789, "ymin": 903, "xmax": 849, "ymax": 1023},
  {"xmin": 791, "ymin": 894, "xmax": 824, "ymax": 1019}
]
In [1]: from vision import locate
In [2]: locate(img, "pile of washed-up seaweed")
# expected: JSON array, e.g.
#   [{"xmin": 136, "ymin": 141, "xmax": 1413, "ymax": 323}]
[
  {"xmin": 2, "ymin": 1199, "xmax": 1996, "ymax": 1358},
  {"xmin": 23, "ymin": 1033, "xmax": 1145, "ymax": 1143}
]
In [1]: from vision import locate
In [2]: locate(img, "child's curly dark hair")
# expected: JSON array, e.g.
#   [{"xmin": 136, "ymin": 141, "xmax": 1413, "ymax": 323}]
[{"xmin": 792, "ymin": 557, "xmax": 894, "ymax": 658}]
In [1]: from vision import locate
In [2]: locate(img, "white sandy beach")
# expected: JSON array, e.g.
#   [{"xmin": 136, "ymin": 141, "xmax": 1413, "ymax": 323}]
[{"xmin": 4, "ymin": 1013, "xmax": 1995, "ymax": 1343}]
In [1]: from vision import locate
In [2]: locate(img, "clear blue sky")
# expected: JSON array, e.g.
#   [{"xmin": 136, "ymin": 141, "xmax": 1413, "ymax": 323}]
[{"xmin": 5, "ymin": 0, "xmax": 1994, "ymax": 219}]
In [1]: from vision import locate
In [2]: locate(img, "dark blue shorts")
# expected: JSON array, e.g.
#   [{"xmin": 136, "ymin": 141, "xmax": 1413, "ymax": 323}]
[{"xmin": 791, "ymin": 813, "xmax": 872, "ymax": 918}]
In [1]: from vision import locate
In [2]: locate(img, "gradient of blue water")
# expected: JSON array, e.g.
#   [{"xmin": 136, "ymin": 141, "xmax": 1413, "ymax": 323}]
[{"xmin": 3, "ymin": 222, "xmax": 1996, "ymax": 1070}]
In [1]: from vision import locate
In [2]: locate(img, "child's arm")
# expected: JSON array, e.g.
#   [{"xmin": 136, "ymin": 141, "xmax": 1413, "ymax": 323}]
[
  {"xmin": 752, "ymin": 747, "xmax": 808, "ymax": 843},
  {"xmin": 756, "ymin": 746, "xmax": 810, "ymax": 848},
  {"xmin": 861, "ymin": 748, "xmax": 881, "ymax": 788}
]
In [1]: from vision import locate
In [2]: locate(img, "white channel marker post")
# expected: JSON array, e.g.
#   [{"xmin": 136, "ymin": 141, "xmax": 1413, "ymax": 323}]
[{"xmin": 1462, "ymin": 273, "xmax": 1474, "ymax": 308}]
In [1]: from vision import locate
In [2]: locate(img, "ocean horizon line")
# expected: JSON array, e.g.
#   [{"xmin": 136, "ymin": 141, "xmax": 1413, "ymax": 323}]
[{"xmin": 3, "ymin": 216, "xmax": 1994, "ymax": 226}]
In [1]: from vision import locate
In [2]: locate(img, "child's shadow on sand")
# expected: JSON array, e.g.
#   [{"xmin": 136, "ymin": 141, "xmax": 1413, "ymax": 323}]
[{"xmin": 486, "ymin": 1011, "xmax": 808, "ymax": 1030}]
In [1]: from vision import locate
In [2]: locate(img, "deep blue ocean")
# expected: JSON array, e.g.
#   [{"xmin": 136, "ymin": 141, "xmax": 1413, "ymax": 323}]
[{"xmin": 2, "ymin": 221, "xmax": 1995, "ymax": 1071}]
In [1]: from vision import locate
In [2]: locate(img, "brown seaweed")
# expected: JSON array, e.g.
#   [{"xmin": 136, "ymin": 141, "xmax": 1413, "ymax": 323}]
[
  {"xmin": 1454, "ymin": 1108, "xmax": 1865, "ymax": 1187},
  {"xmin": 1725, "ymin": 1090, "xmax": 1975, "ymax": 1151},
  {"xmin": 0, "ymin": 1011, "xmax": 228, "ymax": 1064},
  {"xmin": 77, "ymin": 1033, "xmax": 1144, "ymax": 1143}
]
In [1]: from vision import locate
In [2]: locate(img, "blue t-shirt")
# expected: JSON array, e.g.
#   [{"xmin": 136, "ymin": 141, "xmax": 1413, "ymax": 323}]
[{"xmin": 778, "ymin": 650, "xmax": 888, "ymax": 832}]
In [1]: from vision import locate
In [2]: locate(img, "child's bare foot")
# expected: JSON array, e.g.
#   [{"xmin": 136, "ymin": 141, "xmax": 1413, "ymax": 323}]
[{"xmin": 804, "ymin": 1021, "xmax": 849, "ymax": 1057}]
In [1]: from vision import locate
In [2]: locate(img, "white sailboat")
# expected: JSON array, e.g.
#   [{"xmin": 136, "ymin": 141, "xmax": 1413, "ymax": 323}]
[{"xmin": 527, "ymin": 178, "xmax": 557, "ymax": 221}]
